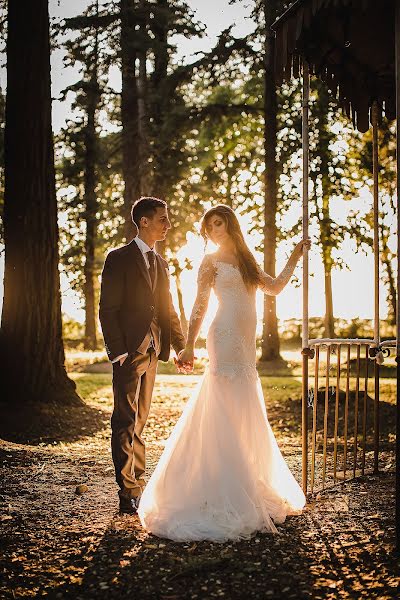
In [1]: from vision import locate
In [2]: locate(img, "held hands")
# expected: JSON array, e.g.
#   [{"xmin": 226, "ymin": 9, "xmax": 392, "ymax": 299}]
[{"xmin": 174, "ymin": 347, "xmax": 195, "ymax": 374}]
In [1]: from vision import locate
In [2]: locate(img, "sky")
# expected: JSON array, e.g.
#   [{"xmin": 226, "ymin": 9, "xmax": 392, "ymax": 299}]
[{"xmin": 0, "ymin": 1, "xmax": 395, "ymax": 329}]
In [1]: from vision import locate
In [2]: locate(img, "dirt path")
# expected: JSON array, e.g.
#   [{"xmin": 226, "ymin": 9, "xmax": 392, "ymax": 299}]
[{"xmin": 0, "ymin": 374, "xmax": 398, "ymax": 599}]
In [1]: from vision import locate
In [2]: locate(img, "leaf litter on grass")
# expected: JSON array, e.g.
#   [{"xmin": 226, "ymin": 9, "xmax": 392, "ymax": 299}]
[{"xmin": 0, "ymin": 371, "xmax": 398, "ymax": 599}]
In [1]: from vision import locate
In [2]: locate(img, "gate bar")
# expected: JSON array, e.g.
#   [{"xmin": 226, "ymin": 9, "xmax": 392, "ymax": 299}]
[
  {"xmin": 353, "ymin": 345, "xmax": 361, "ymax": 477},
  {"xmin": 333, "ymin": 344, "xmax": 341, "ymax": 481}
]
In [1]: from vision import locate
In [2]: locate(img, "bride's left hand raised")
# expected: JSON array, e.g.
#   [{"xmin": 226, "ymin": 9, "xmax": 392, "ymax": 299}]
[{"xmin": 294, "ymin": 237, "xmax": 311, "ymax": 257}]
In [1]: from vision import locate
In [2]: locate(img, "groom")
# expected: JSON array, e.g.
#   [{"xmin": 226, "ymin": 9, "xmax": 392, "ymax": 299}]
[{"xmin": 99, "ymin": 196, "xmax": 187, "ymax": 514}]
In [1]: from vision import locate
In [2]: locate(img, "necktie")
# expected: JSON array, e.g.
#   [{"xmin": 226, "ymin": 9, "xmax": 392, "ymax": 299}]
[{"xmin": 147, "ymin": 250, "xmax": 156, "ymax": 286}]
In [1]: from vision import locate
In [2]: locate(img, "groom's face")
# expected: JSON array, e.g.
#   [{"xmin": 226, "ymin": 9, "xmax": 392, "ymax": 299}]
[{"xmin": 146, "ymin": 207, "xmax": 171, "ymax": 242}]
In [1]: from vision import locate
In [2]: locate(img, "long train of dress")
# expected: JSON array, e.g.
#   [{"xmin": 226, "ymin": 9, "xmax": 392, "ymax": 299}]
[{"xmin": 138, "ymin": 258, "xmax": 305, "ymax": 542}]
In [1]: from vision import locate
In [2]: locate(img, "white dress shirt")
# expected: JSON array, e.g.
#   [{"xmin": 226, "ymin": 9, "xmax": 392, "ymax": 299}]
[{"xmin": 112, "ymin": 236, "xmax": 157, "ymax": 364}]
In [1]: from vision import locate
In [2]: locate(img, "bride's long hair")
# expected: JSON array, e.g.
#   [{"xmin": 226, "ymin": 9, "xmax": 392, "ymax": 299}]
[{"xmin": 200, "ymin": 205, "xmax": 263, "ymax": 289}]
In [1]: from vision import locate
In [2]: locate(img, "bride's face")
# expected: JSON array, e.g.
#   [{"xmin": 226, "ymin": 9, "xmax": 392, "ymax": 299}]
[{"xmin": 205, "ymin": 214, "xmax": 230, "ymax": 245}]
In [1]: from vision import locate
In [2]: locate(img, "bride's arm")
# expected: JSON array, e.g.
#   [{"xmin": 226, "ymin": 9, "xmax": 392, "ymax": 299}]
[
  {"xmin": 258, "ymin": 239, "xmax": 310, "ymax": 296},
  {"xmin": 179, "ymin": 255, "xmax": 214, "ymax": 363}
]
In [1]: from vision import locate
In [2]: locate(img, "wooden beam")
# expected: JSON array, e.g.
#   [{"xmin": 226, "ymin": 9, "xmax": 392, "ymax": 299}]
[
  {"xmin": 395, "ymin": 0, "xmax": 400, "ymax": 553},
  {"xmin": 302, "ymin": 61, "xmax": 310, "ymax": 494}
]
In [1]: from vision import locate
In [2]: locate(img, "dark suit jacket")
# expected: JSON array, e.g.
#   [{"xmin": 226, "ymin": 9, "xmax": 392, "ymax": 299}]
[{"xmin": 99, "ymin": 240, "xmax": 185, "ymax": 362}]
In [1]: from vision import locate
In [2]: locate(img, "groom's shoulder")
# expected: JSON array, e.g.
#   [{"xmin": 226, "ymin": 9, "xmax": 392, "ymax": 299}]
[{"xmin": 104, "ymin": 242, "xmax": 133, "ymax": 262}]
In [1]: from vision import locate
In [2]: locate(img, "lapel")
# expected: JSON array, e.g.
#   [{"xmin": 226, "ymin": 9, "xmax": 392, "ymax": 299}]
[
  {"xmin": 127, "ymin": 239, "xmax": 152, "ymax": 290},
  {"xmin": 155, "ymin": 254, "xmax": 168, "ymax": 292}
]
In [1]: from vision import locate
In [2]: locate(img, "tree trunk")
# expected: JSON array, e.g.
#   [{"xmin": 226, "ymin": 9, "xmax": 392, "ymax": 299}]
[
  {"xmin": 381, "ymin": 226, "xmax": 397, "ymax": 325},
  {"xmin": 1, "ymin": 0, "xmax": 81, "ymax": 404},
  {"xmin": 150, "ymin": 0, "xmax": 168, "ymax": 197},
  {"xmin": 138, "ymin": 0, "xmax": 151, "ymax": 195},
  {"xmin": 261, "ymin": 0, "xmax": 280, "ymax": 362},
  {"xmin": 176, "ymin": 282, "xmax": 188, "ymax": 338},
  {"xmin": 83, "ymin": 10, "xmax": 100, "ymax": 351},
  {"xmin": 172, "ymin": 260, "xmax": 188, "ymax": 336},
  {"xmin": 323, "ymin": 262, "xmax": 335, "ymax": 338},
  {"xmin": 120, "ymin": 0, "xmax": 140, "ymax": 241},
  {"xmin": 384, "ymin": 255, "xmax": 397, "ymax": 325},
  {"xmin": 319, "ymin": 200, "xmax": 335, "ymax": 338},
  {"xmin": 316, "ymin": 82, "xmax": 335, "ymax": 338}
]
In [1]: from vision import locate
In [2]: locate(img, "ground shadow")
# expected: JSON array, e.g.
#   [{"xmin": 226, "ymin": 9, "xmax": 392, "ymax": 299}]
[
  {"xmin": 0, "ymin": 399, "xmax": 109, "ymax": 445},
  {"xmin": 49, "ymin": 512, "xmax": 317, "ymax": 599},
  {"xmin": 257, "ymin": 357, "xmax": 295, "ymax": 377}
]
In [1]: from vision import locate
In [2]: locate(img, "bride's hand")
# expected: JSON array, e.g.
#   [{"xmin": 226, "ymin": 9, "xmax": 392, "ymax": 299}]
[
  {"xmin": 179, "ymin": 347, "xmax": 195, "ymax": 366},
  {"xmin": 174, "ymin": 347, "xmax": 195, "ymax": 374},
  {"xmin": 294, "ymin": 237, "xmax": 311, "ymax": 258}
]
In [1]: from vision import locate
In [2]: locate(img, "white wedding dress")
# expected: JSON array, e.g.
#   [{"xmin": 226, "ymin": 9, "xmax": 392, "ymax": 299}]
[{"xmin": 138, "ymin": 254, "xmax": 305, "ymax": 542}]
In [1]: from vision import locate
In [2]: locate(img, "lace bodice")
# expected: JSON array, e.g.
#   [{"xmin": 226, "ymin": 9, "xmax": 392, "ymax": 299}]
[{"xmin": 186, "ymin": 253, "xmax": 297, "ymax": 351}]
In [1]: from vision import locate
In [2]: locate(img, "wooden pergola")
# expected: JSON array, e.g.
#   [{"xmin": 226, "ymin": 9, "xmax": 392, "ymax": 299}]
[{"xmin": 272, "ymin": 0, "xmax": 400, "ymax": 549}]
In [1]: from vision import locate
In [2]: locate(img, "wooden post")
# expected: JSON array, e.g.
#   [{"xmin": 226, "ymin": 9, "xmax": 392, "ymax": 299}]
[
  {"xmin": 395, "ymin": 0, "xmax": 400, "ymax": 552},
  {"xmin": 301, "ymin": 61, "xmax": 310, "ymax": 494}
]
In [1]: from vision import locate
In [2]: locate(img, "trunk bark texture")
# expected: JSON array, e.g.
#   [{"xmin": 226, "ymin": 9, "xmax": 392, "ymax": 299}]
[
  {"xmin": 261, "ymin": 0, "xmax": 281, "ymax": 362},
  {"xmin": 317, "ymin": 86, "xmax": 335, "ymax": 339},
  {"xmin": 1, "ymin": 0, "xmax": 80, "ymax": 404},
  {"xmin": 172, "ymin": 260, "xmax": 188, "ymax": 337},
  {"xmin": 150, "ymin": 0, "xmax": 168, "ymax": 198},
  {"xmin": 138, "ymin": 0, "xmax": 151, "ymax": 194},
  {"xmin": 120, "ymin": 0, "xmax": 140, "ymax": 241},
  {"xmin": 381, "ymin": 225, "xmax": 397, "ymax": 325},
  {"xmin": 83, "ymin": 16, "xmax": 100, "ymax": 351}
]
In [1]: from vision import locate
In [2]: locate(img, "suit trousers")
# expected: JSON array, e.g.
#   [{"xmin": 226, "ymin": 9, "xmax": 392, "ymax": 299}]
[{"xmin": 111, "ymin": 349, "xmax": 158, "ymax": 499}]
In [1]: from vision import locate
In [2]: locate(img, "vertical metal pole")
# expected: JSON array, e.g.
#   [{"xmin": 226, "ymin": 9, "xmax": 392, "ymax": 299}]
[
  {"xmin": 322, "ymin": 346, "xmax": 331, "ymax": 489},
  {"xmin": 362, "ymin": 345, "xmax": 369, "ymax": 475},
  {"xmin": 302, "ymin": 62, "xmax": 310, "ymax": 353},
  {"xmin": 343, "ymin": 345, "xmax": 351, "ymax": 480},
  {"xmin": 374, "ymin": 361, "xmax": 380, "ymax": 474},
  {"xmin": 353, "ymin": 344, "xmax": 361, "ymax": 478},
  {"xmin": 301, "ymin": 61, "xmax": 310, "ymax": 494},
  {"xmin": 333, "ymin": 344, "xmax": 341, "ymax": 481},
  {"xmin": 395, "ymin": 0, "xmax": 400, "ymax": 552},
  {"xmin": 372, "ymin": 102, "xmax": 381, "ymax": 477},
  {"xmin": 372, "ymin": 101, "xmax": 380, "ymax": 348},
  {"xmin": 311, "ymin": 345, "xmax": 320, "ymax": 493}
]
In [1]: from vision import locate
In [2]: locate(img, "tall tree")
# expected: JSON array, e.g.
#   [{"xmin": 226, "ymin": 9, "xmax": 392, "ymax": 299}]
[
  {"xmin": 62, "ymin": 1, "xmax": 104, "ymax": 349},
  {"xmin": 261, "ymin": 0, "xmax": 280, "ymax": 360},
  {"xmin": 120, "ymin": 0, "xmax": 141, "ymax": 241},
  {"xmin": 0, "ymin": 86, "xmax": 5, "ymax": 231},
  {"xmin": 230, "ymin": 0, "xmax": 293, "ymax": 361},
  {"xmin": 83, "ymin": 10, "xmax": 100, "ymax": 350},
  {"xmin": 310, "ymin": 81, "xmax": 336, "ymax": 338},
  {"xmin": 1, "ymin": 0, "xmax": 80, "ymax": 404}
]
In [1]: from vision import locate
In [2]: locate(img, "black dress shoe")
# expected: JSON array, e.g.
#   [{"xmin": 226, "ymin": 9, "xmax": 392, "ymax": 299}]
[{"xmin": 119, "ymin": 496, "xmax": 140, "ymax": 515}]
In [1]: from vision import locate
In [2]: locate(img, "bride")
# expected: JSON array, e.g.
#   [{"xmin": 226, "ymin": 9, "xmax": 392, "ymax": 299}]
[{"xmin": 138, "ymin": 204, "xmax": 310, "ymax": 542}]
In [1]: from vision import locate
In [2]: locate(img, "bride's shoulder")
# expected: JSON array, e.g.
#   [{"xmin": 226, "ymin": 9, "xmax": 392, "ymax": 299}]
[
  {"xmin": 200, "ymin": 253, "xmax": 218, "ymax": 271},
  {"xmin": 197, "ymin": 253, "xmax": 216, "ymax": 283},
  {"xmin": 203, "ymin": 252, "xmax": 217, "ymax": 264}
]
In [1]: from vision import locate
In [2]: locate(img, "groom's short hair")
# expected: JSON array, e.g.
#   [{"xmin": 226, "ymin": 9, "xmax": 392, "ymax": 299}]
[{"xmin": 131, "ymin": 197, "xmax": 167, "ymax": 228}]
